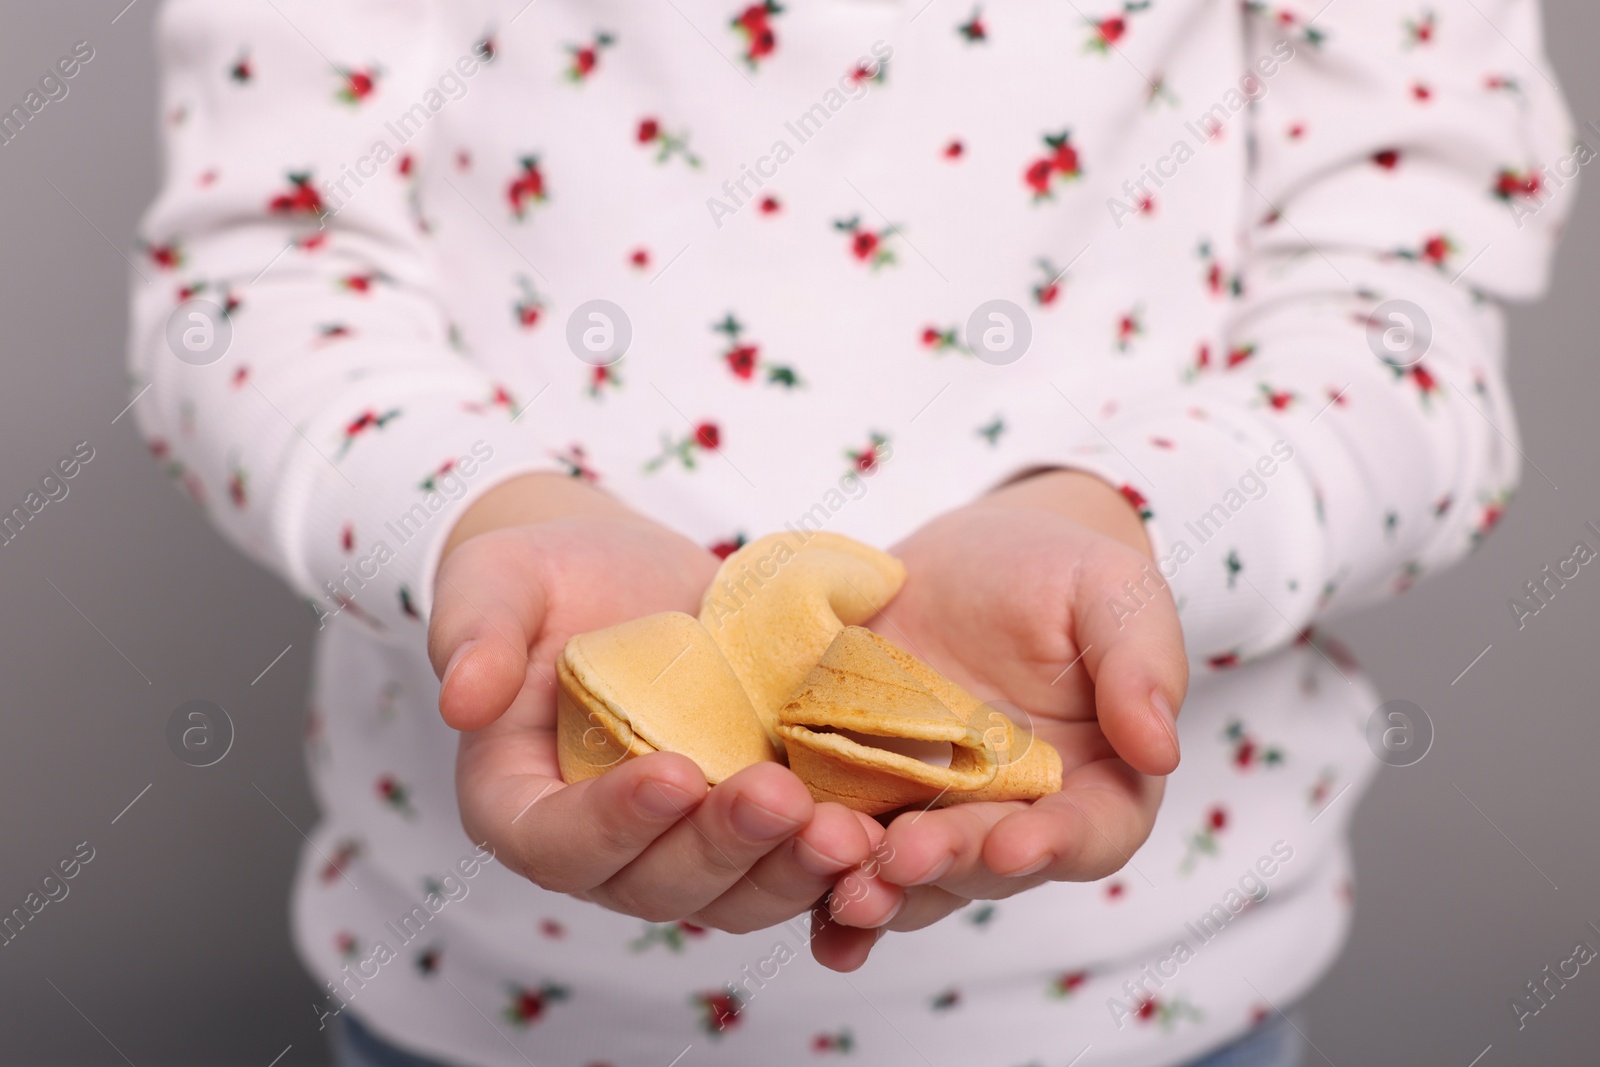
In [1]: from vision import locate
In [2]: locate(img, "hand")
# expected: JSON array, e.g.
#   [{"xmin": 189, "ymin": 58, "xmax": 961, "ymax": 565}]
[
  {"xmin": 430, "ymin": 474, "xmax": 875, "ymax": 932},
  {"xmin": 812, "ymin": 470, "xmax": 1188, "ymax": 970}
]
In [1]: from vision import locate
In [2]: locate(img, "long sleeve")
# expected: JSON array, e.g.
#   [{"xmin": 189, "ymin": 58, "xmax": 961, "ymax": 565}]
[
  {"xmin": 127, "ymin": 0, "xmax": 561, "ymax": 637},
  {"xmin": 1057, "ymin": 0, "xmax": 1577, "ymax": 667}
]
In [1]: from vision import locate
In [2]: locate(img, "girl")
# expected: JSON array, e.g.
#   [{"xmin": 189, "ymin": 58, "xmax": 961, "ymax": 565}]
[{"xmin": 131, "ymin": 1, "xmax": 1574, "ymax": 1064}]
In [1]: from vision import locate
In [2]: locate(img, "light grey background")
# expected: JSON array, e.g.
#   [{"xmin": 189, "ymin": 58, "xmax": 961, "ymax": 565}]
[{"xmin": 0, "ymin": 2, "xmax": 1596, "ymax": 1064}]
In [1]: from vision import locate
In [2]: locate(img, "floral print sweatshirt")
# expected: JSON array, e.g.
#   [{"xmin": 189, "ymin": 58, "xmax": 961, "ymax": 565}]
[{"xmin": 129, "ymin": 1, "xmax": 1575, "ymax": 1064}]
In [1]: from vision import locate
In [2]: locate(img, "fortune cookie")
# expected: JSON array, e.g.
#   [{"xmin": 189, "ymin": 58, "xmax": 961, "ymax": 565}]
[
  {"xmin": 698, "ymin": 532, "xmax": 905, "ymax": 747},
  {"xmin": 777, "ymin": 628, "xmax": 1063, "ymax": 815},
  {"xmin": 556, "ymin": 612, "xmax": 779, "ymax": 785}
]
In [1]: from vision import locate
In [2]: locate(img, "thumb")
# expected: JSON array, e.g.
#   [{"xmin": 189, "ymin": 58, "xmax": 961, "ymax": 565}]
[{"xmin": 428, "ymin": 532, "xmax": 549, "ymax": 731}]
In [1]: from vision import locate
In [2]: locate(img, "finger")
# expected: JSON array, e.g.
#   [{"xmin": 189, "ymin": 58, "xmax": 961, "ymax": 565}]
[
  {"xmin": 464, "ymin": 750, "xmax": 709, "ymax": 893},
  {"xmin": 809, "ymin": 908, "xmax": 880, "ymax": 972},
  {"xmin": 981, "ymin": 759, "xmax": 1165, "ymax": 885},
  {"xmin": 880, "ymin": 884, "xmax": 971, "ymax": 933},
  {"xmin": 1075, "ymin": 553, "xmax": 1189, "ymax": 775},
  {"xmin": 592, "ymin": 762, "xmax": 815, "ymax": 922},
  {"xmin": 429, "ymin": 533, "xmax": 549, "ymax": 731},
  {"xmin": 823, "ymin": 861, "xmax": 906, "ymax": 930},
  {"xmin": 873, "ymin": 802, "xmax": 1027, "ymax": 892},
  {"xmin": 690, "ymin": 803, "xmax": 873, "ymax": 934}
]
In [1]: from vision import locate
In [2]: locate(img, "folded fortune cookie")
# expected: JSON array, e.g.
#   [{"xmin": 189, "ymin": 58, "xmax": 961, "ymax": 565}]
[
  {"xmin": 556, "ymin": 612, "xmax": 779, "ymax": 785},
  {"xmin": 777, "ymin": 627, "xmax": 1063, "ymax": 814}
]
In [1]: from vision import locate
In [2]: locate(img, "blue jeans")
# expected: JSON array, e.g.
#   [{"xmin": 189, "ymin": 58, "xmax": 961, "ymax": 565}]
[{"xmin": 334, "ymin": 1006, "xmax": 1307, "ymax": 1067}]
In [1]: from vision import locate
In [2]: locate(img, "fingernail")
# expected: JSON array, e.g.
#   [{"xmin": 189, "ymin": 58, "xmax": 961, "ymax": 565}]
[
  {"xmin": 634, "ymin": 779, "xmax": 696, "ymax": 819},
  {"xmin": 731, "ymin": 795, "xmax": 803, "ymax": 841},
  {"xmin": 793, "ymin": 838, "xmax": 851, "ymax": 877},
  {"xmin": 907, "ymin": 853, "xmax": 954, "ymax": 887},
  {"xmin": 869, "ymin": 895, "xmax": 905, "ymax": 929},
  {"xmin": 1151, "ymin": 688, "xmax": 1181, "ymax": 763},
  {"xmin": 441, "ymin": 640, "xmax": 477, "ymax": 690},
  {"xmin": 999, "ymin": 854, "xmax": 1052, "ymax": 878}
]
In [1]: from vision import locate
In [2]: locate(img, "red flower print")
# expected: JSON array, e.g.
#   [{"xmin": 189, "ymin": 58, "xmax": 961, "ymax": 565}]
[
  {"xmin": 1118, "ymin": 484, "xmax": 1153, "ymax": 521},
  {"xmin": 1085, "ymin": 2, "xmax": 1151, "ymax": 52},
  {"xmin": 1197, "ymin": 240, "xmax": 1242, "ymax": 298},
  {"xmin": 645, "ymin": 422, "xmax": 722, "ymax": 472},
  {"xmin": 227, "ymin": 461, "xmax": 248, "ymax": 508},
  {"xmin": 811, "ymin": 1029, "xmax": 855, "ymax": 1054},
  {"xmin": 1178, "ymin": 805, "xmax": 1229, "ymax": 874},
  {"xmin": 551, "ymin": 444, "xmax": 599, "ymax": 483},
  {"xmin": 758, "ymin": 194, "xmax": 782, "ymax": 214},
  {"xmin": 268, "ymin": 172, "xmax": 325, "ymax": 217},
  {"xmin": 1492, "ymin": 168, "xmax": 1543, "ymax": 201},
  {"xmin": 1051, "ymin": 971, "xmax": 1089, "ymax": 997},
  {"xmin": 1402, "ymin": 9, "xmax": 1437, "ymax": 48},
  {"xmin": 1395, "ymin": 232, "xmax": 1457, "ymax": 270},
  {"xmin": 1130, "ymin": 993, "xmax": 1202, "ymax": 1030},
  {"xmin": 832, "ymin": 215, "xmax": 898, "ymax": 269},
  {"xmin": 629, "ymin": 247, "xmax": 651, "ymax": 270},
  {"xmin": 376, "ymin": 774, "xmax": 418, "ymax": 819},
  {"xmin": 336, "ymin": 408, "xmax": 401, "ymax": 458},
  {"xmin": 513, "ymin": 274, "xmax": 545, "ymax": 328},
  {"xmin": 320, "ymin": 838, "xmax": 361, "ymax": 884},
  {"xmin": 920, "ymin": 324, "xmax": 972, "ymax": 356},
  {"xmin": 1032, "ymin": 258, "xmax": 1065, "ymax": 305},
  {"xmin": 1287, "ymin": 122, "xmax": 1306, "ymax": 140},
  {"xmin": 1226, "ymin": 344, "xmax": 1255, "ymax": 368},
  {"xmin": 630, "ymin": 920, "xmax": 712, "ymax": 953},
  {"xmin": 340, "ymin": 523, "xmax": 355, "ymax": 553},
  {"xmin": 1025, "ymin": 130, "xmax": 1084, "ymax": 200},
  {"xmin": 1208, "ymin": 651, "xmax": 1241, "ymax": 670},
  {"xmin": 845, "ymin": 432, "xmax": 890, "ymax": 476},
  {"xmin": 1373, "ymin": 148, "xmax": 1401, "ymax": 170},
  {"xmin": 539, "ymin": 918, "xmax": 567, "ymax": 938},
  {"xmin": 229, "ymin": 52, "xmax": 252, "ymax": 83},
  {"xmin": 463, "ymin": 384, "xmax": 520, "ymax": 419},
  {"xmin": 694, "ymin": 989, "xmax": 743, "ymax": 1034},
  {"xmin": 976, "ymin": 416, "xmax": 1005, "ymax": 446},
  {"xmin": 338, "ymin": 272, "xmax": 387, "ymax": 295},
  {"xmin": 142, "ymin": 240, "xmax": 183, "ymax": 270},
  {"xmin": 507, "ymin": 156, "xmax": 549, "ymax": 219},
  {"xmin": 1244, "ymin": 3, "xmax": 1326, "ymax": 46},
  {"xmin": 336, "ymin": 67, "xmax": 380, "ymax": 105},
  {"xmin": 957, "ymin": 7, "xmax": 986, "ymax": 42},
  {"xmin": 565, "ymin": 32, "xmax": 615, "ymax": 82},
  {"xmin": 414, "ymin": 946, "xmax": 441, "ymax": 975},
  {"xmin": 636, "ymin": 117, "xmax": 702, "ymax": 168},
  {"xmin": 334, "ymin": 931, "xmax": 359, "ymax": 959},
  {"xmin": 730, "ymin": 2, "xmax": 783, "ymax": 69},
  {"xmin": 846, "ymin": 59, "xmax": 886, "ymax": 87},
  {"xmin": 1104, "ymin": 880, "xmax": 1126, "ymax": 900},
  {"xmin": 588, "ymin": 362, "xmax": 624, "ymax": 399},
  {"xmin": 474, "ymin": 34, "xmax": 497, "ymax": 63},
  {"xmin": 944, "ymin": 139, "xmax": 964, "ymax": 160},
  {"xmin": 1114, "ymin": 307, "xmax": 1144, "ymax": 353},
  {"xmin": 1224, "ymin": 720, "xmax": 1284, "ymax": 770},
  {"xmin": 710, "ymin": 533, "xmax": 747, "ymax": 560},
  {"xmin": 1257, "ymin": 383, "xmax": 1297, "ymax": 411},
  {"xmin": 503, "ymin": 983, "xmax": 570, "ymax": 1027},
  {"xmin": 714, "ymin": 313, "xmax": 801, "ymax": 386},
  {"xmin": 1412, "ymin": 82, "xmax": 1433, "ymax": 102},
  {"xmin": 419, "ymin": 459, "xmax": 457, "ymax": 494},
  {"xmin": 931, "ymin": 989, "xmax": 961, "ymax": 1011}
]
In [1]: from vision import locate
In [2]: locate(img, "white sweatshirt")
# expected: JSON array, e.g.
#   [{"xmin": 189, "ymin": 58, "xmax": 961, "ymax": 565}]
[{"xmin": 129, "ymin": 1, "xmax": 1575, "ymax": 1064}]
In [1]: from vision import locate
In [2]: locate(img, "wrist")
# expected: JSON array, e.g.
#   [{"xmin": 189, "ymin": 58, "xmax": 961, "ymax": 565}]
[
  {"xmin": 440, "ymin": 472, "xmax": 641, "ymax": 562},
  {"xmin": 979, "ymin": 468, "xmax": 1153, "ymax": 558}
]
